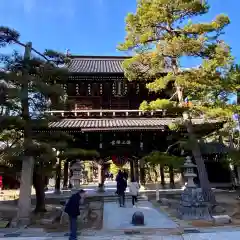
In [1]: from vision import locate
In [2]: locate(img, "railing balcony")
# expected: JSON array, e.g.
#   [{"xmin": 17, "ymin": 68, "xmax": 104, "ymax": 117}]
[{"xmin": 45, "ymin": 109, "xmax": 180, "ymax": 118}]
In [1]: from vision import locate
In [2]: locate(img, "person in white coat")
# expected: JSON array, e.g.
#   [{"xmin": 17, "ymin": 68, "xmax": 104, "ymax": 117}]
[{"xmin": 129, "ymin": 177, "xmax": 140, "ymax": 207}]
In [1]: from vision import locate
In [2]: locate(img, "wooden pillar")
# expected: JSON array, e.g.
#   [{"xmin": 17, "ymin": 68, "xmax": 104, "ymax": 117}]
[
  {"xmin": 63, "ymin": 161, "xmax": 69, "ymax": 189},
  {"xmin": 130, "ymin": 159, "xmax": 134, "ymax": 181},
  {"xmin": 139, "ymin": 158, "xmax": 145, "ymax": 186},
  {"xmin": 134, "ymin": 160, "xmax": 139, "ymax": 182}
]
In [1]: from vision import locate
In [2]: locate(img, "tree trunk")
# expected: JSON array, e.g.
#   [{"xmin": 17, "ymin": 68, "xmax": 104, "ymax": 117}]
[
  {"xmin": 185, "ymin": 117, "xmax": 216, "ymax": 204},
  {"xmin": 174, "ymin": 78, "xmax": 216, "ymax": 204},
  {"xmin": 169, "ymin": 165, "xmax": 175, "ymax": 188},
  {"xmin": 63, "ymin": 161, "xmax": 69, "ymax": 189},
  {"xmin": 55, "ymin": 158, "xmax": 61, "ymax": 194},
  {"xmin": 33, "ymin": 171, "xmax": 46, "ymax": 213},
  {"xmin": 160, "ymin": 165, "xmax": 165, "ymax": 187},
  {"xmin": 153, "ymin": 165, "xmax": 158, "ymax": 182}
]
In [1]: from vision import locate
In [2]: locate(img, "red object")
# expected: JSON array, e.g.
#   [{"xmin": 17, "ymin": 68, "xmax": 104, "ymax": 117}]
[
  {"xmin": 112, "ymin": 156, "xmax": 128, "ymax": 167},
  {"xmin": 0, "ymin": 176, "xmax": 3, "ymax": 189}
]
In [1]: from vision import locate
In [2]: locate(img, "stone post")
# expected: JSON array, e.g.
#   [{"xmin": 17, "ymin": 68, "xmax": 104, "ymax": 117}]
[
  {"xmin": 156, "ymin": 182, "xmax": 160, "ymax": 201},
  {"xmin": 15, "ymin": 43, "xmax": 34, "ymax": 226}
]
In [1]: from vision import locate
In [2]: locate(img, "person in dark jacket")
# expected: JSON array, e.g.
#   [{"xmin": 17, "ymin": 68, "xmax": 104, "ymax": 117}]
[
  {"xmin": 65, "ymin": 189, "xmax": 86, "ymax": 240},
  {"xmin": 116, "ymin": 170, "xmax": 127, "ymax": 207}
]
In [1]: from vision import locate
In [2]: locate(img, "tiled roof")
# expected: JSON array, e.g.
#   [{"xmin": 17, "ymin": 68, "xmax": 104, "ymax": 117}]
[
  {"xmin": 49, "ymin": 118, "xmax": 166, "ymax": 131},
  {"xmin": 67, "ymin": 56, "xmax": 130, "ymax": 73},
  {"xmin": 48, "ymin": 118, "xmax": 219, "ymax": 132}
]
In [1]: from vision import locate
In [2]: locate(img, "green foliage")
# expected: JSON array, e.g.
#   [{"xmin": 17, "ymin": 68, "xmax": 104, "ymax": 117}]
[
  {"xmin": 143, "ymin": 151, "xmax": 184, "ymax": 169},
  {"xmin": 0, "ymin": 26, "xmax": 99, "ymax": 181},
  {"xmin": 168, "ymin": 123, "xmax": 181, "ymax": 131},
  {"xmin": 109, "ymin": 163, "xmax": 121, "ymax": 176},
  {"xmin": 59, "ymin": 149, "xmax": 99, "ymax": 160},
  {"xmin": 0, "ymin": 26, "xmax": 19, "ymax": 46},
  {"xmin": 139, "ymin": 98, "xmax": 186, "ymax": 115},
  {"xmin": 119, "ymin": 0, "xmax": 238, "ymax": 120}
]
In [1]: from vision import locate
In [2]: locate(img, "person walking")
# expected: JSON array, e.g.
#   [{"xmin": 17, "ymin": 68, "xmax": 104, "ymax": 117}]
[
  {"xmin": 64, "ymin": 189, "xmax": 86, "ymax": 240},
  {"xmin": 129, "ymin": 177, "xmax": 140, "ymax": 207},
  {"xmin": 116, "ymin": 170, "xmax": 127, "ymax": 207}
]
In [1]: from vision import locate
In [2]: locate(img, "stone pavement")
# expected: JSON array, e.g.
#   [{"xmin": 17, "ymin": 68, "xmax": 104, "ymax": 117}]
[
  {"xmin": 103, "ymin": 201, "xmax": 178, "ymax": 231},
  {"xmin": 1, "ymin": 183, "xmax": 240, "ymax": 239},
  {"xmin": 1, "ymin": 230, "xmax": 240, "ymax": 239}
]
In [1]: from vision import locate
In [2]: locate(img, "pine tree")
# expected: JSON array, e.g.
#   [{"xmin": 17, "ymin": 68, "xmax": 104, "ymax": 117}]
[
  {"xmin": 119, "ymin": 0, "xmax": 239, "ymax": 204},
  {"xmin": 0, "ymin": 27, "xmax": 99, "ymax": 219}
]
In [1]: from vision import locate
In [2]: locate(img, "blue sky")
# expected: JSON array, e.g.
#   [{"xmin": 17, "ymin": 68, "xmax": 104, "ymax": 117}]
[{"xmin": 0, "ymin": 0, "xmax": 239, "ymax": 66}]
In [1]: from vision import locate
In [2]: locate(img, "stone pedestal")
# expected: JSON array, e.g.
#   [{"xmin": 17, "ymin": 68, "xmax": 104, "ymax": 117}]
[
  {"xmin": 178, "ymin": 187, "xmax": 211, "ymax": 220},
  {"xmin": 70, "ymin": 160, "xmax": 82, "ymax": 190},
  {"xmin": 178, "ymin": 156, "xmax": 211, "ymax": 220}
]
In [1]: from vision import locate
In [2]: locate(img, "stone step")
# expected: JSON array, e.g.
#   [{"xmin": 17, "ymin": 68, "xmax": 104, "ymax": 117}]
[{"xmin": 103, "ymin": 196, "xmax": 147, "ymax": 202}]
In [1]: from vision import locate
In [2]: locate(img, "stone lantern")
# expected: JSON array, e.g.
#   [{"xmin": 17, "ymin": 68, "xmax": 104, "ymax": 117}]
[
  {"xmin": 183, "ymin": 156, "xmax": 197, "ymax": 188},
  {"xmin": 70, "ymin": 160, "xmax": 82, "ymax": 190},
  {"xmin": 178, "ymin": 156, "xmax": 211, "ymax": 220}
]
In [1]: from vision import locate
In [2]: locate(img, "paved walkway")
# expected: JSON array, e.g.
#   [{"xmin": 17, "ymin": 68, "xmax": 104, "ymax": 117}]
[
  {"xmin": 1, "ymin": 230, "xmax": 240, "ymax": 239},
  {"xmin": 103, "ymin": 200, "xmax": 178, "ymax": 231}
]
